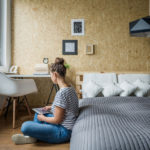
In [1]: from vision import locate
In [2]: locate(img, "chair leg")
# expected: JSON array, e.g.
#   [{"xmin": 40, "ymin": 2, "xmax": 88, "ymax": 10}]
[
  {"xmin": 24, "ymin": 96, "xmax": 32, "ymax": 117},
  {"xmin": 4, "ymin": 97, "xmax": 11, "ymax": 118},
  {"xmin": 13, "ymin": 98, "xmax": 17, "ymax": 129},
  {"xmin": 0, "ymin": 98, "xmax": 8, "ymax": 116}
]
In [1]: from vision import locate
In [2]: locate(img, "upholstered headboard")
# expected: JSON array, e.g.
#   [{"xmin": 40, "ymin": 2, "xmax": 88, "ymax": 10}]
[
  {"xmin": 118, "ymin": 74, "xmax": 150, "ymax": 84},
  {"xmin": 76, "ymin": 71, "xmax": 117, "ymax": 98},
  {"xmin": 76, "ymin": 71, "xmax": 150, "ymax": 99}
]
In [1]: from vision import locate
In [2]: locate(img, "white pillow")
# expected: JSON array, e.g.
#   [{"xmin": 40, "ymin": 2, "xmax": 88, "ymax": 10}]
[
  {"xmin": 82, "ymin": 80, "xmax": 103, "ymax": 98},
  {"xmin": 102, "ymin": 83, "xmax": 123, "ymax": 97},
  {"xmin": 119, "ymin": 81, "xmax": 137, "ymax": 97},
  {"xmin": 133, "ymin": 79, "xmax": 150, "ymax": 97}
]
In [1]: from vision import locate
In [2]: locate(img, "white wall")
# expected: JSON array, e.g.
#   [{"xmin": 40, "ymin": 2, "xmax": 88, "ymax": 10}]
[
  {"xmin": 0, "ymin": 0, "xmax": 11, "ymax": 72},
  {"xmin": 0, "ymin": 0, "xmax": 4, "ymax": 66}
]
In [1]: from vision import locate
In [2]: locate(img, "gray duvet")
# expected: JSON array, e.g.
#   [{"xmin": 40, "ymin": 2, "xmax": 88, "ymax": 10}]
[{"xmin": 70, "ymin": 97, "xmax": 150, "ymax": 150}]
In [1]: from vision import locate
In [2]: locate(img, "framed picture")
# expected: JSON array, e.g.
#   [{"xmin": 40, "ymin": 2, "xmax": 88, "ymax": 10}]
[
  {"xmin": 71, "ymin": 19, "xmax": 84, "ymax": 36},
  {"xmin": 86, "ymin": 44, "xmax": 94, "ymax": 55},
  {"xmin": 62, "ymin": 40, "xmax": 78, "ymax": 55}
]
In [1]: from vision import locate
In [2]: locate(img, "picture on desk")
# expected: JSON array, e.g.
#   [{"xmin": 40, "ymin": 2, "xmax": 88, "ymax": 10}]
[{"xmin": 5, "ymin": 65, "xmax": 18, "ymax": 74}]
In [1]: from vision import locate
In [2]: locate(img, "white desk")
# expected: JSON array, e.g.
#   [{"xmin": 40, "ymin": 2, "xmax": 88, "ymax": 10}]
[
  {"xmin": 5, "ymin": 74, "xmax": 58, "ymax": 105},
  {"xmin": 6, "ymin": 74, "xmax": 51, "ymax": 78}
]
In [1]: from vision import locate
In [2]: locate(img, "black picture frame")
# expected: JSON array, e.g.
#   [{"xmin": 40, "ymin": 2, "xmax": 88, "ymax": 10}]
[{"xmin": 62, "ymin": 40, "xmax": 78, "ymax": 55}]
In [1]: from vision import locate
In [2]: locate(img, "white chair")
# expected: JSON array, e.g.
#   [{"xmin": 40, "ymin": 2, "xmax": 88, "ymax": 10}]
[{"xmin": 0, "ymin": 72, "xmax": 38, "ymax": 128}]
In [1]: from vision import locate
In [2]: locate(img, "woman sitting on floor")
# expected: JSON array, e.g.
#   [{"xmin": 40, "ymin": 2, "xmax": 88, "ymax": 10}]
[{"xmin": 11, "ymin": 57, "xmax": 79, "ymax": 144}]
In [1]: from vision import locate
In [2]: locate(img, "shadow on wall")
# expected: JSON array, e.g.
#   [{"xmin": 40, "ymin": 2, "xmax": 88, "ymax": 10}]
[{"xmin": 0, "ymin": 96, "xmax": 6, "ymax": 110}]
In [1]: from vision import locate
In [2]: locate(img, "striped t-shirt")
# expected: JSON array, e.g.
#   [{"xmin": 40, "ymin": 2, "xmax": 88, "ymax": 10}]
[{"xmin": 51, "ymin": 86, "xmax": 79, "ymax": 130}]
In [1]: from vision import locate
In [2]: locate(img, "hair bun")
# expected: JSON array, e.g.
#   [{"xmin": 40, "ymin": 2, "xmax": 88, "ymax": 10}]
[{"xmin": 55, "ymin": 57, "xmax": 64, "ymax": 65}]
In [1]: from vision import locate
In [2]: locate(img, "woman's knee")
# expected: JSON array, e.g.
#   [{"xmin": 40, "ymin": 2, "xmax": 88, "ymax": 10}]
[{"xmin": 21, "ymin": 121, "xmax": 33, "ymax": 135}]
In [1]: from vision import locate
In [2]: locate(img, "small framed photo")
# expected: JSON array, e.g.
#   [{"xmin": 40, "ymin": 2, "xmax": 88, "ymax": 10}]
[
  {"xmin": 62, "ymin": 40, "xmax": 78, "ymax": 55},
  {"xmin": 71, "ymin": 19, "xmax": 84, "ymax": 36},
  {"xmin": 86, "ymin": 44, "xmax": 94, "ymax": 55}
]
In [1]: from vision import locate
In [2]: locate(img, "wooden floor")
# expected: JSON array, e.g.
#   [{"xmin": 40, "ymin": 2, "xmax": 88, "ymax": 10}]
[{"xmin": 0, "ymin": 106, "xmax": 70, "ymax": 150}]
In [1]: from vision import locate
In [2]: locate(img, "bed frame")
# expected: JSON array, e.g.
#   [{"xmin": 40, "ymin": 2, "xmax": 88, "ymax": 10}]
[{"xmin": 75, "ymin": 71, "xmax": 150, "ymax": 99}]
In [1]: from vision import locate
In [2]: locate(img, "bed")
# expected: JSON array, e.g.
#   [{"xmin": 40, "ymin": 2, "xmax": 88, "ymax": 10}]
[{"xmin": 70, "ymin": 72, "xmax": 150, "ymax": 150}]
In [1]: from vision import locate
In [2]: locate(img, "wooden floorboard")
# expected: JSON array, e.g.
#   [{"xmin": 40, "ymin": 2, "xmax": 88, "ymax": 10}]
[{"xmin": 0, "ymin": 107, "xmax": 70, "ymax": 150}]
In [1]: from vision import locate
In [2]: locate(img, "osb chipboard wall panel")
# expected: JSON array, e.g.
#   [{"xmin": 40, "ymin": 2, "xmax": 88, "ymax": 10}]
[{"xmin": 12, "ymin": 0, "xmax": 150, "ymax": 106}]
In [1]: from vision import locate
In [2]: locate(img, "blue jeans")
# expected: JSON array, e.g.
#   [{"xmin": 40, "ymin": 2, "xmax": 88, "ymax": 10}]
[{"xmin": 21, "ymin": 113, "xmax": 72, "ymax": 144}]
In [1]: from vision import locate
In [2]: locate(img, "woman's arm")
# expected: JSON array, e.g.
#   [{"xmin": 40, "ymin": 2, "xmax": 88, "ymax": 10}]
[{"xmin": 38, "ymin": 106, "xmax": 65, "ymax": 124}]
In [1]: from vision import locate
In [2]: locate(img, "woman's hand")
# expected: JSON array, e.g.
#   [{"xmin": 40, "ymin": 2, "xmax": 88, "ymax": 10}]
[
  {"xmin": 43, "ymin": 106, "xmax": 65, "ymax": 124},
  {"xmin": 42, "ymin": 105, "xmax": 51, "ymax": 111},
  {"xmin": 37, "ymin": 114, "xmax": 46, "ymax": 121}
]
